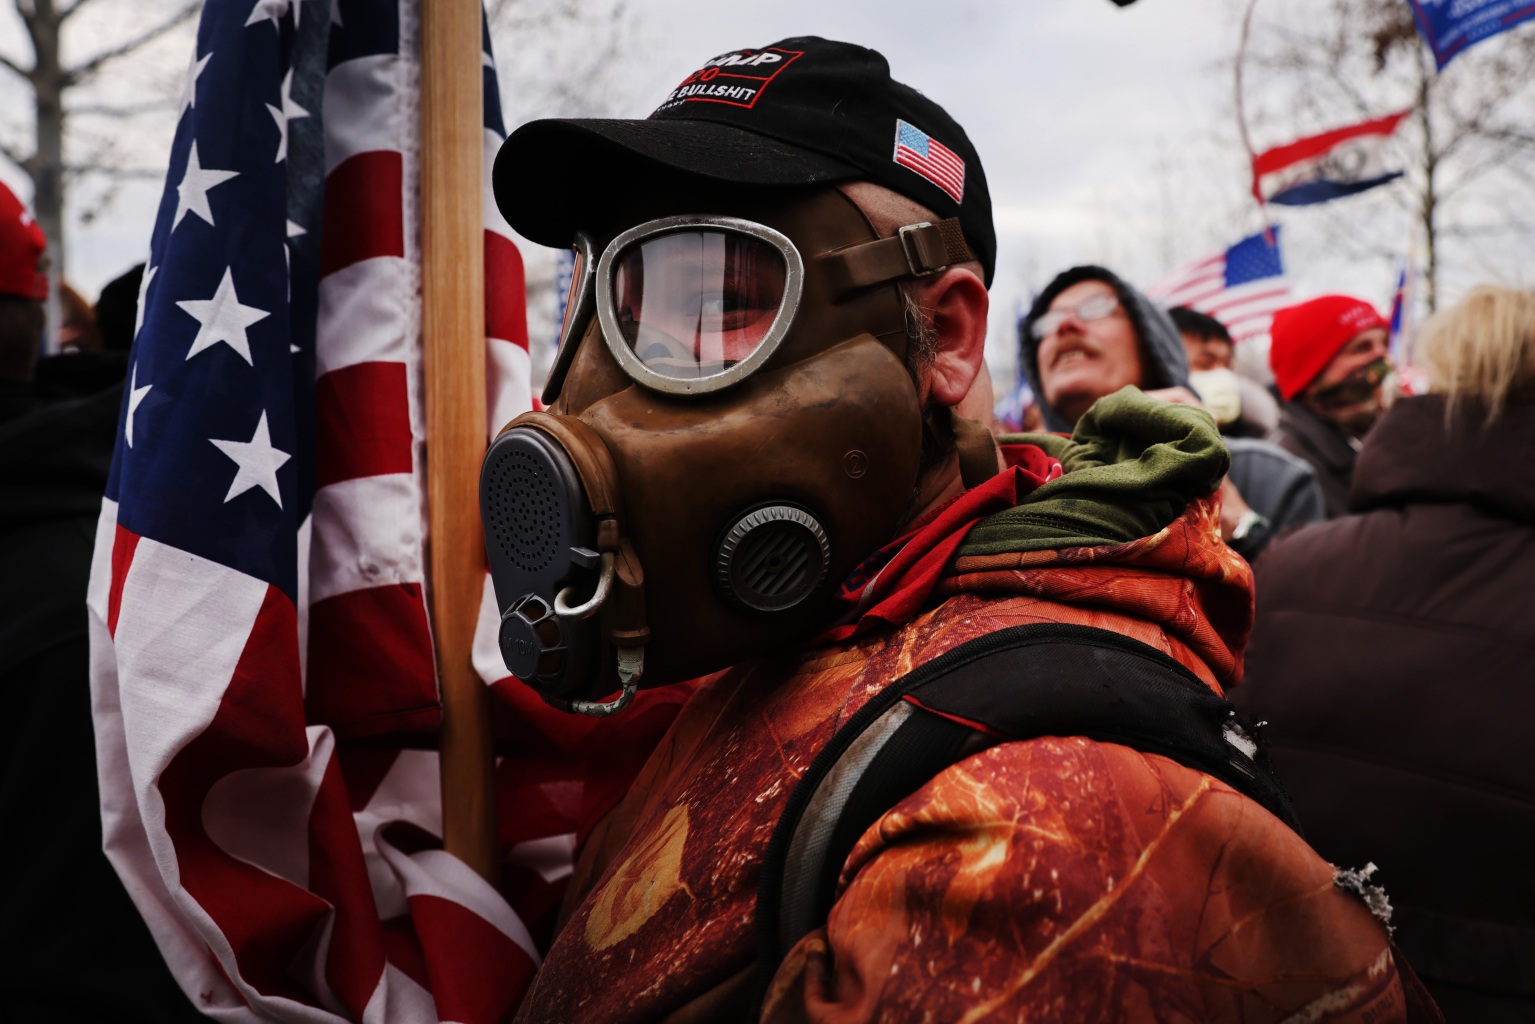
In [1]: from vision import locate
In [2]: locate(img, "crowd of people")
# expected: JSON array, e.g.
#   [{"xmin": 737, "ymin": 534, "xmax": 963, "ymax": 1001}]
[
  {"xmin": 483, "ymin": 34, "xmax": 1532, "ymax": 1023},
  {"xmin": 1013, "ymin": 260, "xmax": 1533, "ymax": 1022},
  {"xmin": 2, "ymin": 28, "xmax": 1532, "ymax": 1024}
]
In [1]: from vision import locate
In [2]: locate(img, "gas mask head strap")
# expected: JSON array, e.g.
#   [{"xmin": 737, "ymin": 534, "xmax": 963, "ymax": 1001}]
[{"xmin": 821, "ymin": 217, "xmax": 977, "ymax": 295}]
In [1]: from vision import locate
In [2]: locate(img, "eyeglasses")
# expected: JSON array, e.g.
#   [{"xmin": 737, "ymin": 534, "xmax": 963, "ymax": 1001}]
[{"xmin": 1031, "ymin": 292, "xmax": 1121, "ymax": 340}]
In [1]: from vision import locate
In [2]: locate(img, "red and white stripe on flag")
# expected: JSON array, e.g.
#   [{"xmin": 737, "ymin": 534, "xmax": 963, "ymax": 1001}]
[
  {"xmin": 1147, "ymin": 243, "xmax": 1291, "ymax": 344},
  {"xmin": 1199, "ymin": 281, "xmax": 1295, "ymax": 342},
  {"xmin": 1148, "ymin": 252, "xmax": 1225, "ymax": 309},
  {"xmin": 893, "ymin": 119, "xmax": 966, "ymax": 203}
]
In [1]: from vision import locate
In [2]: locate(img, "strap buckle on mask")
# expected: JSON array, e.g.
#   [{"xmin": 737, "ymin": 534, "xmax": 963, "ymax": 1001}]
[
  {"xmin": 822, "ymin": 217, "xmax": 976, "ymax": 295},
  {"xmin": 899, "ymin": 222, "xmax": 946, "ymax": 277}
]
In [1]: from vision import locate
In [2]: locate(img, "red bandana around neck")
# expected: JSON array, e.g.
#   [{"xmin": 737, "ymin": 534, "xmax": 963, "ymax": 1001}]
[{"xmin": 817, "ymin": 443, "xmax": 1062, "ymax": 643}]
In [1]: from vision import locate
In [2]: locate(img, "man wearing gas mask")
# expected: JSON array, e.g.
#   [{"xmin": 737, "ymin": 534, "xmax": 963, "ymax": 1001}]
[
  {"xmin": 1268, "ymin": 295, "xmax": 1395, "ymax": 518},
  {"xmin": 484, "ymin": 37, "xmax": 1422, "ymax": 1024}
]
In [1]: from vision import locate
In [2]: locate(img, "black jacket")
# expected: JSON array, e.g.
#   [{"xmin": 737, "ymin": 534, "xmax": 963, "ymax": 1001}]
[
  {"xmin": 1236, "ymin": 395, "xmax": 1535, "ymax": 1021},
  {"xmin": 1273, "ymin": 399, "xmax": 1359, "ymax": 519},
  {"xmin": 1019, "ymin": 266, "xmax": 1323, "ymax": 559},
  {"xmin": 0, "ymin": 383, "xmax": 210, "ymax": 1023}
]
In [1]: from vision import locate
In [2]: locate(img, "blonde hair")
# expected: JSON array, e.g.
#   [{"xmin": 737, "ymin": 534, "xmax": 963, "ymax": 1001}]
[{"xmin": 1416, "ymin": 284, "xmax": 1535, "ymax": 427}]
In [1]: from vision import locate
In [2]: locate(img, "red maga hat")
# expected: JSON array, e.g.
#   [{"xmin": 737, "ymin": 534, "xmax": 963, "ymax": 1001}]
[
  {"xmin": 1269, "ymin": 294, "xmax": 1386, "ymax": 400},
  {"xmin": 0, "ymin": 180, "xmax": 47, "ymax": 302}
]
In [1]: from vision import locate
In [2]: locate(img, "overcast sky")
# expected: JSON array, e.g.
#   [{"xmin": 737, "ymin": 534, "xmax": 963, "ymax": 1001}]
[
  {"xmin": 3, "ymin": 0, "xmax": 1526, "ymax": 382},
  {"xmin": 495, "ymin": 0, "xmax": 1409, "ymax": 380}
]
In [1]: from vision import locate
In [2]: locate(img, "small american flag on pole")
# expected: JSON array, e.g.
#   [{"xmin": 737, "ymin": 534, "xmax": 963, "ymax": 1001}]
[
  {"xmin": 1147, "ymin": 227, "xmax": 1292, "ymax": 343},
  {"xmin": 893, "ymin": 118, "xmax": 966, "ymax": 202}
]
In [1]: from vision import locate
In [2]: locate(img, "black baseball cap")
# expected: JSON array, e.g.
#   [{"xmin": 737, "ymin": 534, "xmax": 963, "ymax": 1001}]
[{"xmin": 493, "ymin": 36, "xmax": 995, "ymax": 285}]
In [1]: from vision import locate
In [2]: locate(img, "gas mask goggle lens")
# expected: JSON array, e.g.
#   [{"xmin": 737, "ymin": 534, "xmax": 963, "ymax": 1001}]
[{"xmin": 548, "ymin": 216, "xmax": 805, "ymax": 401}]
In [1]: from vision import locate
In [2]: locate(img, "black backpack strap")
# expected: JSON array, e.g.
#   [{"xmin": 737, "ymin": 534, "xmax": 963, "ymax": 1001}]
[{"xmin": 756, "ymin": 622, "xmax": 1299, "ymax": 974}]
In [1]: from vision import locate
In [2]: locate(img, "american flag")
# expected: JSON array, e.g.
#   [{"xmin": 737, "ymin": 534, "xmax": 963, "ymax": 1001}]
[
  {"xmin": 1147, "ymin": 228, "xmax": 1292, "ymax": 343},
  {"xmin": 893, "ymin": 118, "xmax": 965, "ymax": 203},
  {"xmin": 81, "ymin": 0, "xmax": 691, "ymax": 1018}
]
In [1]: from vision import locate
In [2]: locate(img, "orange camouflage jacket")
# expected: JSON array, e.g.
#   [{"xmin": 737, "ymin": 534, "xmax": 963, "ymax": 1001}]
[{"xmin": 512, "ymin": 490, "xmax": 1413, "ymax": 1023}]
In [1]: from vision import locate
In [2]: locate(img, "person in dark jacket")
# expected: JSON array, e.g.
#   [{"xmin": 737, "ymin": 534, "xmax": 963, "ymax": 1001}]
[
  {"xmin": 29, "ymin": 267, "xmax": 139, "ymax": 402},
  {"xmin": 1267, "ymin": 294, "xmax": 1392, "ymax": 517},
  {"xmin": 0, "ymin": 179, "xmax": 48, "ymax": 420},
  {"xmin": 0, "ymin": 184, "xmax": 207, "ymax": 1020},
  {"xmin": 1237, "ymin": 283, "xmax": 1535, "ymax": 1021},
  {"xmin": 1019, "ymin": 265, "xmax": 1323, "ymax": 561}
]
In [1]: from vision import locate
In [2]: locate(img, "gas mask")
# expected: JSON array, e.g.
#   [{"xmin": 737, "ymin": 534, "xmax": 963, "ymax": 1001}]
[{"xmin": 480, "ymin": 186, "xmax": 976, "ymax": 714}]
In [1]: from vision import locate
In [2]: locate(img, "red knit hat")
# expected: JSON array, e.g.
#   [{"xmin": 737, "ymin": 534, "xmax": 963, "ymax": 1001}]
[
  {"xmin": 1268, "ymin": 294, "xmax": 1387, "ymax": 401},
  {"xmin": 0, "ymin": 180, "xmax": 47, "ymax": 302}
]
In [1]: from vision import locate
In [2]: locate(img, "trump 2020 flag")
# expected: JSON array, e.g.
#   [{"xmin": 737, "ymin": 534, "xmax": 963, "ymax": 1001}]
[
  {"xmin": 1410, "ymin": 0, "xmax": 1535, "ymax": 69},
  {"xmin": 1147, "ymin": 228, "xmax": 1292, "ymax": 343},
  {"xmin": 82, "ymin": 0, "xmax": 568, "ymax": 1016},
  {"xmin": 1252, "ymin": 110, "xmax": 1410, "ymax": 206}
]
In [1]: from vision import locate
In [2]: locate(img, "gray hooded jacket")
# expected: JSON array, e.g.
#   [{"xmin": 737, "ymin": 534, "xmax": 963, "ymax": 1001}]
[{"xmin": 1018, "ymin": 265, "xmax": 1322, "ymax": 559}]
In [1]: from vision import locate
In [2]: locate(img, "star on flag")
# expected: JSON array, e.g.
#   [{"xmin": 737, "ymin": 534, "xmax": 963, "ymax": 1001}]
[
  {"xmin": 266, "ymin": 68, "xmax": 310, "ymax": 163},
  {"xmin": 180, "ymin": 51, "xmax": 212, "ymax": 119},
  {"xmin": 209, "ymin": 410, "xmax": 291, "ymax": 506},
  {"xmin": 125, "ymin": 363, "xmax": 152, "ymax": 448},
  {"xmin": 134, "ymin": 264, "xmax": 157, "ymax": 340},
  {"xmin": 174, "ymin": 141, "xmax": 240, "ymax": 230},
  {"xmin": 244, "ymin": 0, "xmax": 288, "ymax": 28},
  {"xmin": 177, "ymin": 267, "xmax": 270, "ymax": 364}
]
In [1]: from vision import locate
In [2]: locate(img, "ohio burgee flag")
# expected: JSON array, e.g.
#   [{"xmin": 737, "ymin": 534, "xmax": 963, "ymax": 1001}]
[{"xmin": 1251, "ymin": 111, "xmax": 1410, "ymax": 207}]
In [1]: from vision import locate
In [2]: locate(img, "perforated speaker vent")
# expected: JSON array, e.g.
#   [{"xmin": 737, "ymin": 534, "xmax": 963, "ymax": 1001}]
[
  {"xmin": 485, "ymin": 447, "xmax": 560, "ymax": 572},
  {"xmin": 715, "ymin": 505, "xmax": 830, "ymax": 614}
]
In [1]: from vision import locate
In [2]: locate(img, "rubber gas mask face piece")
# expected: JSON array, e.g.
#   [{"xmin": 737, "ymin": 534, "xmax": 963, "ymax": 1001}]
[{"xmin": 481, "ymin": 188, "xmax": 962, "ymax": 714}]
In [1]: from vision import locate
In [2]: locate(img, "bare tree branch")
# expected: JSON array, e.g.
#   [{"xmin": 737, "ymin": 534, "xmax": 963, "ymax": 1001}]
[
  {"xmin": 1440, "ymin": 216, "xmax": 1535, "ymax": 239},
  {"xmin": 15, "ymin": 0, "xmax": 54, "ymax": 55},
  {"xmin": 0, "ymin": 139, "xmax": 33, "ymax": 173},
  {"xmin": 1440, "ymin": 136, "xmax": 1533, "ymax": 192},
  {"xmin": 63, "ymin": 0, "xmax": 198, "ymax": 84},
  {"xmin": 1500, "ymin": 152, "xmax": 1535, "ymax": 193},
  {"xmin": 56, "ymin": 0, "xmax": 109, "ymax": 24},
  {"xmin": 1481, "ymin": 126, "xmax": 1535, "ymax": 148},
  {"xmin": 1231, "ymin": 0, "xmax": 1535, "ymax": 306},
  {"xmin": 63, "ymin": 163, "xmax": 165, "ymax": 180},
  {"xmin": 0, "ymin": 50, "xmax": 34, "ymax": 83},
  {"xmin": 70, "ymin": 99, "xmax": 173, "ymax": 118}
]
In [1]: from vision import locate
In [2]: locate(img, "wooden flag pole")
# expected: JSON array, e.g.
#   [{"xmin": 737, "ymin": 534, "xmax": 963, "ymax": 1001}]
[{"xmin": 421, "ymin": 0, "xmax": 499, "ymax": 883}]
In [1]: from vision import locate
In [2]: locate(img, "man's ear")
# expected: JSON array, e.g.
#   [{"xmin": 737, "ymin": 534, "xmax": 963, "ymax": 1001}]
[{"xmin": 918, "ymin": 266, "xmax": 989, "ymax": 407}]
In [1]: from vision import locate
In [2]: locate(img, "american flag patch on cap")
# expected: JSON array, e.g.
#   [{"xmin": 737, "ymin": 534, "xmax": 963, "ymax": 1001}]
[{"xmin": 893, "ymin": 119, "xmax": 965, "ymax": 202}]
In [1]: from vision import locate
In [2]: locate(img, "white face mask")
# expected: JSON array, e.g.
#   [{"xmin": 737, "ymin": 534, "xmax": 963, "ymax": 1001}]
[{"xmin": 1189, "ymin": 369, "xmax": 1243, "ymax": 427}]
